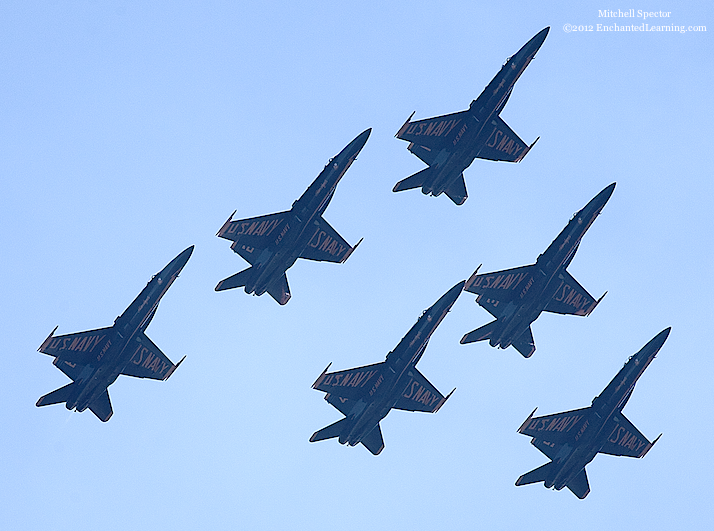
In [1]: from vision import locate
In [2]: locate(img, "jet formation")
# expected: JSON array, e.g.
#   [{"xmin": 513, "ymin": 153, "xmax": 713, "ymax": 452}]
[
  {"xmin": 460, "ymin": 183, "xmax": 614, "ymax": 358},
  {"xmin": 309, "ymin": 280, "xmax": 464, "ymax": 454},
  {"xmin": 515, "ymin": 328, "xmax": 670, "ymax": 498},
  {"xmin": 215, "ymin": 129, "xmax": 370, "ymax": 304},
  {"xmin": 393, "ymin": 27, "xmax": 549, "ymax": 205},
  {"xmin": 36, "ymin": 246, "xmax": 193, "ymax": 421}
]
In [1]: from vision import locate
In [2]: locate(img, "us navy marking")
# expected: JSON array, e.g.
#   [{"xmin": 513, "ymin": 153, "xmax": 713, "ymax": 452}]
[
  {"xmin": 469, "ymin": 271, "xmax": 529, "ymax": 291},
  {"xmin": 48, "ymin": 334, "xmax": 106, "ymax": 354},
  {"xmin": 307, "ymin": 227, "xmax": 348, "ymax": 258},
  {"xmin": 403, "ymin": 118, "xmax": 461, "ymax": 138},
  {"xmin": 226, "ymin": 217, "xmax": 283, "ymax": 238},
  {"xmin": 129, "ymin": 344, "xmax": 172, "ymax": 377},
  {"xmin": 484, "ymin": 125, "xmax": 525, "ymax": 158},
  {"xmin": 402, "ymin": 378, "xmax": 441, "ymax": 409},
  {"xmin": 320, "ymin": 369, "xmax": 379, "ymax": 389}
]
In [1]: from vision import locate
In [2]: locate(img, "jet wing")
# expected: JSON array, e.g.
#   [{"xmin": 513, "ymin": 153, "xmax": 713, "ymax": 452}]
[
  {"xmin": 517, "ymin": 407, "xmax": 591, "ymax": 444},
  {"xmin": 216, "ymin": 211, "xmax": 289, "ymax": 254},
  {"xmin": 299, "ymin": 216, "xmax": 357, "ymax": 263},
  {"xmin": 599, "ymin": 412, "xmax": 657, "ymax": 458},
  {"xmin": 312, "ymin": 362, "xmax": 385, "ymax": 401},
  {"xmin": 38, "ymin": 326, "xmax": 113, "ymax": 365},
  {"xmin": 393, "ymin": 368, "xmax": 452, "ymax": 413},
  {"xmin": 121, "ymin": 332, "xmax": 180, "ymax": 380},
  {"xmin": 545, "ymin": 270, "xmax": 600, "ymax": 316},
  {"xmin": 407, "ymin": 143, "xmax": 439, "ymax": 166},
  {"xmin": 475, "ymin": 116, "xmax": 531, "ymax": 162},
  {"xmin": 465, "ymin": 264, "xmax": 536, "ymax": 303},
  {"xmin": 395, "ymin": 110, "xmax": 469, "ymax": 152}
]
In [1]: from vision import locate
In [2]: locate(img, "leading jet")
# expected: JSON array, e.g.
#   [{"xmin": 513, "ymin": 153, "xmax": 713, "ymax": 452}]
[
  {"xmin": 460, "ymin": 183, "xmax": 614, "ymax": 358},
  {"xmin": 515, "ymin": 327, "xmax": 670, "ymax": 498},
  {"xmin": 393, "ymin": 27, "xmax": 549, "ymax": 205},
  {"xmin": 215, "ymin": 129, "xmax": 370, "ymax": 304},
  {"xmin": 309, "ymin": 280, "xmax": 465, "ymax": 455},
  {"xmin": 36, "ymin": 246, "xmax": 193, "ymax": 422}
]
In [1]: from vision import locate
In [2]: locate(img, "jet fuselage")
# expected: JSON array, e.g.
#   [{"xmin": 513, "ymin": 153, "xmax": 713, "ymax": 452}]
[
  {"xmin": 489, "ymin": 183, "xmax": 615, "ymax": 349},
  {"xmin": 56, "ymin": 246, "xmax": 193, "ymax": 413},
  {"xmin": 419, "ymin": 27, "xmax": 549, "ymax": 198},
  {"xmin": 337, "ymin": 281, "xmax": 464, "ymax": 447},
  {"xmin": 233, "ymin": 129, "xmax": 370, "ymax": 297},
  {"xmin": 537, "ymin": 328, "xmax": 669, "ymax": 491}
]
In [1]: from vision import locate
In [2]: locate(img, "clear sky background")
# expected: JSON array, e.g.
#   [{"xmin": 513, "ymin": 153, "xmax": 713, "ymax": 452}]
[{"xmin": 1, "ymin": 1, "xmax": 712, "ymax": 530}]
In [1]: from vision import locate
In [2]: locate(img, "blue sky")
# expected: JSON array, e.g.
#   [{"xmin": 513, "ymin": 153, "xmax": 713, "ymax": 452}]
[{"xmin": 1, "ymin": 2, "xmax": 712, "ymax": 529}]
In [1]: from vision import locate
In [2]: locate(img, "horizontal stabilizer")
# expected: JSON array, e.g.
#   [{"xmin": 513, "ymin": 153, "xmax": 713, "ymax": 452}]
[
  {"xmin": 310, "ymin": 418, "xmax": 348, "ymax": 443},
  {"xmin": 215, "ymin": 267, "xmax": 253, "ymax": 292},
  {"xmin": 36, "ymin": 382, "xmax": 76, "ymax": 407},
  {"xmin": 567, "ymin": 468, "xmax": 590, "ymax": 499},
  {"xmin": 515, "ymin": 462, "xmax": 553, "ymax": 487},
  {"xmin": 512, "ymin": 326, "xmax": 536, "ymax": 358},
  {"xmin": 266, "ymin": 274, "xmax": 291, "ymax": 305},
  {"xmin": 460, "ymin": 320, "xmax": 498, "ymax": 345},
  {"xmin": 88, "ymin": 389, "xmax": 113, "ymax": 422},
  {"xmin": 393, "ymin": 167, "xmax": 432, "ymax": 193},
  {"xmin": 361, "ymin": 424, "xmax": 385, "ymax": 455},
  {"xmin": 444, "ymin": 173, "xmax": 468, "ymax": 205}
]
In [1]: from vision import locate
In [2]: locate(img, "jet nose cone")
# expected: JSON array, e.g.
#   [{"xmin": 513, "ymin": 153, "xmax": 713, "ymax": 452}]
[
  {"xmin": 596, "ymin": 182, "xmax": 617, "ymax": 205},
  {"xmin": 437, "ymin": 280, "xmax": 466, "ymax": 309},
  {"xmin": 171, "ymin": 245, "xmax": 194, "ymax": 270},
  {"xmin": 352, "ymin": 128, "xmax": 372, "ymax": 151}
]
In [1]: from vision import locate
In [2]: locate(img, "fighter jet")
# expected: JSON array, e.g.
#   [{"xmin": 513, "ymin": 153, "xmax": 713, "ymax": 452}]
[
  {"xmin": 309, "ymin": 280, "xmax": 465, "ymax": 455},
  {"xmin": 515, "ymin": 327, "xmax": 670, "ymax": 498},
  {"xmin": 461, "ymin": 183, "xmax": 614, "ymax": 358},
  {"xmin": 215, "ymin": 129, "xmax": 369, "ymax": 304},
  {"xmin": 35, "ymin": 246, "xmax": 193, "ymax": 422},
  {"xmin": 393, "ymin": 27, "xmax": 549, "ymax": 205}
]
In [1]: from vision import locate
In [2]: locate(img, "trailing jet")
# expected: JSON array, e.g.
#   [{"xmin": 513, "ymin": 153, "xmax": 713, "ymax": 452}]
[
  {"xmin": 309, "ymin": 280, "xmax": 464, "ymax": 455},
  {"xmin": 393, "ymin": 27, "xmax": 549, "ymax": 205},
  {"xmin": 515, "ymin": 328, "xmax": 670, "ymax": 498},
  {"xmin": 35, "ymin": 246, "xmax": 193, "ymax": 422},
  {"xmin": 215, "ymin": 129, "xmax": 369, "ymax": 304},
  {"xmin": 460, "ymin": 183, "xmax": 614, "ymax": 358}
]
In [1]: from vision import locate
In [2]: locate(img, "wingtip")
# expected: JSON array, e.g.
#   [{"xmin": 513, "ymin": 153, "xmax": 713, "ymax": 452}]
[
  {"xmin": 395, "ymin": 111, "xmax": 416, "ymax": 137},
  {"xmin": 216, "ymin": 210, "xmax": 237, "ymax": 236},
  {"xmin": 312, "ymin": 363, "xmax": 332, "ymax": 389},
  {"xmin": 341, "ymin": 238, "xmax": 363, "ymax": 263},
  {"xmin": 517, "ymin": 407, "xmax": 538, "ymax": 433},
  {"xmin": 465, "ymin": 265, "xmax": 482, "ymax": 292},
  {"xmin": 38, "ymin": 326, "xmax": 59, "ymax": 352},
  {"xmin": 164, "ymin": 355, "xmax": 186, "ymax": 380}
]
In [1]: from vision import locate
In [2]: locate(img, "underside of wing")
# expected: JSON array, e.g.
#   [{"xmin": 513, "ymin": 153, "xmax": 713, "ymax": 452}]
[
  {"xmin": 465, "ymin": 264, "xmax": 536, "ymax": 302},
  {"xmin": 407, "ymin": 143, "xmax": 439, "ymax": 166},
  {"xmin": 517, "ymin": 407, "xmax": 591, "ymax": 444},
  {"xmin": 299, "ymin": 216, "xmax": 358, "ymax": 263},
  {"xmin": 396, "ymin": 110, "xmax": 469, "ymax": 151},
  {"xmin": 545, "ymin": 270, "xmax": 601, "ymax": 316},
  {"xmin": 38, "ymin": 326, "xmax": 113, "ymax": 366},
  {"xmin": 475, "ymin": 116, "xmax": 532, "ymax": 162},
  {"xmin": 216, "ymin": 211, "xmax": 289, "ymax": 251},
  {"xmin": 600, "ymin": 412, "xmax": 658, "ymax": 458},
  {"xmin": 532, "ymin": 438, "xmax": 568, "ymax": 460},
  {"xmin": 393, "ymin": 368, "xmax": 452, "ymax": 413},
  {"xmin": 312, "ymin": 362, "xmax": 385, "ymax": 401},
  {"xmin": 121, "ymin": 332, "xmax": 181, "ymax": 380}
]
